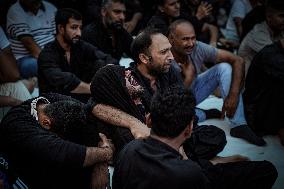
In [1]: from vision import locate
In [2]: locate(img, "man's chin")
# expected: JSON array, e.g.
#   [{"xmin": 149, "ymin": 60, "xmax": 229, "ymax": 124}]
[{"xmin": 72, "ymin": 39, "xmax": 80, "ymax": 44}]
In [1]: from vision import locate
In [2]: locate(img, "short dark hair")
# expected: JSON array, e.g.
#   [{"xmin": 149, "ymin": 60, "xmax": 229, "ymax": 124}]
[
  {"xmin": 43, "ymin": 100, "xmax": 86, "ymax": 138},
  {"xmin": 55, "ymin": 8, "xmax": 82, "ymax": 32},
  {"xmin": 150, "ymin": 85, "xmax": 196, "ymax": 138},
  {"xmin": 155, "ymin": 0, "xmax": 167, "ymax": 6},
  {"xmin": 101, "ymin": 0, "xmax": 125, "ymax": 8},
  {"xmin": 130, "ymin": 27, "xmax": 161, "ymax": 63}
]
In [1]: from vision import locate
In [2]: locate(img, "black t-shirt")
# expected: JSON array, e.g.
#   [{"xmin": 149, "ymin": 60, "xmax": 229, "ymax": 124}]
[
  {"xmin": 38, "ymin": 39, "xmax": 118, "ymax": 102},
  {"xmin": 0, "ymin": 93, "xmax": 97, "ymax": 189},
  {"xmin": 82, "ymin": 20, "xmax": 133, "ymax": 60},
  {"xmin": 113, "ymin": 137, "xmax": 211, "ymax": 189}
]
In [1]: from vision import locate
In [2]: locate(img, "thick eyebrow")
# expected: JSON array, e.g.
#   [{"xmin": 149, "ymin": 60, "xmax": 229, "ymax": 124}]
[
  {"xmin": 159, "ymin": 47, "xmax": 172, "ymax": 54},
  {"xmin": 112, "ymin": 9, "xmax": 126, "ymax": 13}
]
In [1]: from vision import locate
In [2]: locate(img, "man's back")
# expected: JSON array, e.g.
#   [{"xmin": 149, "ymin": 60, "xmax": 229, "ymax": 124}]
[
  {"xmin": 0, "ymin": 94, "xmax": 95, "ymax": 189},
  {"xmin": 113, "ymin": 137, "xmax": 211, "ymax": 189}
]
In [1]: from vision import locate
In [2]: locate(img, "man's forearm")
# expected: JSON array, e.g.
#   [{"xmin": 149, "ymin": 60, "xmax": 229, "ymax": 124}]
[
  {"xmin": 0, "ymin": 96, "xmax": 22, "ymax": 107},
  {"xmin": 83, "ymin": 147, "xmax": 112, "ymax": 167},
  {"xmin": 229, "ymin": 57, "xmax": 245, "ymax": 96},
  {"xmin": 202, "ymin": 23, "xmax": 218, "ymax": 46},
  {"xmin": 92, "ymin": 104, "xmax": 145, "ymax": 129},
  {"xmin": 71, "ymin": 82, "xmax": 91, "ymax": 94},
  {"xmin": 20, "ymin": 36, "xmax": 41, "ymax": 58}
]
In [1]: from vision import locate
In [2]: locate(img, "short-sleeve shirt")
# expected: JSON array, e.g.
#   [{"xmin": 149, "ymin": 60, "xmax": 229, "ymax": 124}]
[
  {"xmin": 6, "ymin": 0, "xmax": 57, "ymax": 59},
  {"xmin": 238, "ymin": 21, "xmax": 284, "ymax": 71},
  {"xmin": 172, "ymin": 41, "xmax": 218, "ymax": 75},
  {"xmin": 224, "ymin": 0, "xmax": 252, "ymax": 41},
  {"xmin": 188, "ymin": 41, "xmax": 218, "ymax": 74}
]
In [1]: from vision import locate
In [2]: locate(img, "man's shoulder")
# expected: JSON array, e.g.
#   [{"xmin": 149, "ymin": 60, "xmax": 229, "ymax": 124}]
[
  {"xmin": 7, "ymin": 1, "xmax": 24, "ymax": 17},
  {"xmin": 40, "ymin": 40, "xmax": 60, "ymax": 56},
  {"xmin": 83, "ymin": 22, "xmax": 103, "ymax": 37},
  {"xmin": 42, "ymin": 1, "xmax": 57, "ymax": 11}
]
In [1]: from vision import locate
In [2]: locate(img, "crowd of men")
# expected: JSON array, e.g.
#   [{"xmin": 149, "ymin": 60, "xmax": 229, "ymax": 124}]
[{"xmin": 1, "ymin": 0, "xmax": 283, "ymax": 188}]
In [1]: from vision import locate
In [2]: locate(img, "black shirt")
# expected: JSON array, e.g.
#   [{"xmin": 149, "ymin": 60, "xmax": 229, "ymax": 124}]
[
  {"xmin": 89, "ymin": 64, "xmax": 184, "ymax": 153},
  {"xmin": 82, "ymin": 20, "xmax": 133, "ymax": 60},
  {"xmin": 38, "ymin": 39, "xmax": 117, "ymax": 101},
  {"xmin": 0, "ymin": 93, "xmax": 91, "ymax": 189},
  {"xmin": 113, "ymin": 137, "xmax": 211, "ymax": 189},
  {"xmin": 243, "ymin": 41, "xmax": 284, "ymax": 134}
]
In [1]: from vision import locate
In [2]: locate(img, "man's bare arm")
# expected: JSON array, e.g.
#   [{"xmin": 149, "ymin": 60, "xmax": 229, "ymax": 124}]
[
  {"xmin": 92, "ymin": 104, "xmax": 150, "ymax": 138},
  {"xmin": 202, "ymin": 23, "xmax": 218, "ymax": 47},
  {"xmin": 83, "ymin": 133, "xmax": 113, "ymax": 167},
  {"xmin": 216, "ymin": 49, "xmax": 245, "ymax": 95},
  {"xmin": 20, "ymin": 36, "xmax": 41, "ymax": 59},
  {"xmin": 71, "ymin": 82, "xmax": 91, "ymax": 94},
  {"xmin": 216, "ymin": 49, "xmax": 245, "ymax": 117}
]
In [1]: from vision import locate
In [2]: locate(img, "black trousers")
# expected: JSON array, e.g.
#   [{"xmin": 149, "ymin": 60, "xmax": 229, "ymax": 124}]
[{"xmin": 205, "ymin": 160, "xmax": 278, "ymax": 189}]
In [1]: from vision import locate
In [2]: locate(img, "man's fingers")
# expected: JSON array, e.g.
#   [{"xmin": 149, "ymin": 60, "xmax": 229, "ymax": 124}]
[
  {"xmin": 99, "ymin": 133, "xmax": 108, "ymax": 143},
  {"xmin": 221, "ymin": 105, "xmax": 226, "ymax": 119}
]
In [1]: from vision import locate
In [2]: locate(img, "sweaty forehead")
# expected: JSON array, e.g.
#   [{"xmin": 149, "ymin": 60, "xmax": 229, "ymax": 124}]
[
  {"xmin": 149, "ymin": 34, "xmax": 172, "ymax": 52},
  {"xmin": 175, "ymin": 23, "xmax": 195, "ymax": 36}
]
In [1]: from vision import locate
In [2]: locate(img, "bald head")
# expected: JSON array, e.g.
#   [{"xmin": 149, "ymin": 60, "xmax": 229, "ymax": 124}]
[
  {"xmin": 168, "ymin": 19, "xmax": 197, "ymax": 55},
  {"xmin": 168, "ymin": 19, "xmax": 195, "ymax": 37}
]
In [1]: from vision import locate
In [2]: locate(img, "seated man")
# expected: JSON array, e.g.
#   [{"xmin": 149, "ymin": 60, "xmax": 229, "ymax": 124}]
[
  {"xmin": 113, "ymin": 85, "xmax": 278, "ymax": 189},
  {"xmin": 147, "ymin": 0, "xmax": 218, "ymax": 46},
  {"xmin": 38, "ymin": 8, "xmax": 117, "ymax": 103},
  {"xmin": 168, "ymin": 19, "xmax": 265, "ymax": 146},
  {"xmin": 0, "ymin": 93, "xmax": 113, "ymax": 189},
  {"xmin": 90, "ymin": 29, "xmax": 226, "ymax": 159},
  {"xmin": 0, "ymin": 26, "xmax": 33, "ymax": 120},
  {"xmin": 82, "ymin": 0, "xmax": 133, "ymax": 61},
  {"xmin": 243, "ymin": 39, "xmax": 284, "ymax": 146},
  {"xmin": 220, "ymin": 0, "xmax": 258, "ymax": 49},
  {"xmin": 238, "ymin": 0, "xmax": 284, "ymax": 75},
  {"xmin": 6, "ymin": 0, "xmax": 57, "ymax": 78}
]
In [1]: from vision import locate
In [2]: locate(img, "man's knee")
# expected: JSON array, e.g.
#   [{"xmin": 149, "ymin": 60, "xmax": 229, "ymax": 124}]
[
  {"xmin": 17, "ymin": 57, "xmax": 38, "ymax": 78},
  {"xmin": 216, "ymin": 63, "xmax": 232, "ymax": 75}
]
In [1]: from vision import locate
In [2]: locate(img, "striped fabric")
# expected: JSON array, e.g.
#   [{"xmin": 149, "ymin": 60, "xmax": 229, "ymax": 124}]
[
  {"xmin": 6, "ymin": 0, "xmax": 57, "ymax": 59},
  {"xmin": 13, "ymin": 178, "xmax": 29, "ymax": 189}
]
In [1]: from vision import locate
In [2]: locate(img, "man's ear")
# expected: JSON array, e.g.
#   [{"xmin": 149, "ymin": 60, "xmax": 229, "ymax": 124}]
[
  {"xmin": 58, "ymin": 24, "xmax": 65, "ymax": 35},
  {"xmin": 184, "ymin": 120, "xmax": 193, "ymax": 138},
  {"xmin": 139, "ymin": 53, "xmax": 150, "ymax": 64},
  {"xmin": 145, "ymin": 113, "xmax": 152, "ymax": 128},
  {"xmin": 168, "ymin": 33, "xmax": 174, "ymax": 44},
  {"xmin": 101, "ymin": 7, "xmax": 107, "ymax": 17},
  {"xmin": 41, "ymin": 118, "xmax": 52, "ymax": 130},
  {"xmin": 158, "ymin": 5, "xmax": 164, "ymax": 13}
]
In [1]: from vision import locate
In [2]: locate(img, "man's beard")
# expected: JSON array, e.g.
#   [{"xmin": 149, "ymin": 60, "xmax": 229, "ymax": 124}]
[
  {"xmin": 148, "ymin": 62, "xmax": 168, "ymax": 77},
  {"xmin": 106, "ymin": 18, "xmax": 124, "ymax": 31},
  {"xmin": 63, "ymin": 35, "xmax": 80, "ymax": 45}
]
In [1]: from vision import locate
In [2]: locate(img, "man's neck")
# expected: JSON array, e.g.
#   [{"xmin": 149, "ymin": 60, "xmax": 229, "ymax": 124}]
[
  {"xmin": 150, "ymin": 134, "xmax": 183, "ymax": 152},
  {"xmin": 137, "ymin": 64, "xmax": 156, "ymax": 82},
  {"xmin": 56, "ymin": 35, "xmax": 71, "ymax": 52},
  {"xmin": 172, "ymin": 50, "xmax": 188, "ymax": 64}
]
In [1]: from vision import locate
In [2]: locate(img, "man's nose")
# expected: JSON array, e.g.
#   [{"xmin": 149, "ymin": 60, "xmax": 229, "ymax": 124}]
[
  {"xmin": 118, "ymin": 13, "xmax": 125, "ymax": 22},
  {"xmin": 76, "ymin": 28, "xmax": 81, "ymax": 36}
]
